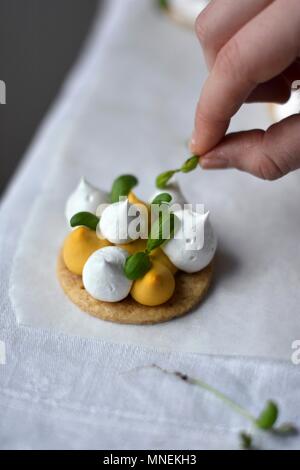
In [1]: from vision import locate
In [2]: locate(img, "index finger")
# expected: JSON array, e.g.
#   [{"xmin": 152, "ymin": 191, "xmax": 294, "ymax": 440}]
[
  {"xmin": 196, "ymin": 0, "xmax": 274, "ymax": 69},
  {"xmin": 191, "ymin": 0, "xmax": 300, "ymax": 156}
]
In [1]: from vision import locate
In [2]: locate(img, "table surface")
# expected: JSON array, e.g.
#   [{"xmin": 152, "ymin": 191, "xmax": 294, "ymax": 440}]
[{"xmin": 0, "ymin": 0, "xmax": 100, "ymax": 196}]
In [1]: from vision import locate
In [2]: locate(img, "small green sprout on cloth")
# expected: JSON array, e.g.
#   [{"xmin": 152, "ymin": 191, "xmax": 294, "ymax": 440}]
[{"xmin": 144, "ymin": 365, "xmax": 298, "ymax": 450}]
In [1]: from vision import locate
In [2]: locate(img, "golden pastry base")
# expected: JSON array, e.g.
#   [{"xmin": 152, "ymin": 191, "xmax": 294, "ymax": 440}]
[{"xmin": 57, "ymin": 252, "xmax": 213, "ymax": 325}]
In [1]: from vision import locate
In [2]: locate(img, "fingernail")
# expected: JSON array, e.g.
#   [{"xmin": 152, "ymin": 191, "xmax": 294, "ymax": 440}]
[{"xmin": 200, "ymin": 156, "xmax": 228, "ymax": 169}]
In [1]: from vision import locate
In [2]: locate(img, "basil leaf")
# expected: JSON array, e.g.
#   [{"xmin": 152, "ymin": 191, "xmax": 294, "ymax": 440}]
[
  {"xmin": 70, "ymin": 212, "xmax": 99, "ymax": 231},
  {"xmin": 156, "ymin": 170, "xmax": 176, "ymax": 189},
  {"xmin": 151, "ymin": 192, "xmax": 172, "ymax": 205},
  {"xmin": 124, "ymin": 252, "xmax": 152, "ymax": 280},
  {"xmin": 256, "ymin": 401, "xmax": 279, "ymax": 430},
  {"xmin": 147, "ymin": 211, "xmax": 177, "ymax": 252},
  {"xmin": 181, "ymin": 155, "xmax": 199, "ymax": 173},
  {"xmin": 111, "ymin": 174, "xmax": 138, "ymax": 203}
]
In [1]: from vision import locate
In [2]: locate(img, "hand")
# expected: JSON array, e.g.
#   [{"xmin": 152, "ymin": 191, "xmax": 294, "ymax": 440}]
[{"xmin": 191, "ymin": 0, "xmax": 300, "ymax": 180}]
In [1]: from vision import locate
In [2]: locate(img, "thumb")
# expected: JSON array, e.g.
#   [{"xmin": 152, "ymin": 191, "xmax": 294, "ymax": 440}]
[{"xmin": 200, "ymin": 114, "xmax": 300, "ymax": 180}]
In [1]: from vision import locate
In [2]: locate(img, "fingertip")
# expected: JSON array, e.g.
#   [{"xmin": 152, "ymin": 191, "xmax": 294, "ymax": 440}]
[
  {"xmin": 194, "ymin": 105, "xmax": 231, "ymax": 155},
  {"xmin": 200, "ymin": 156, "xmax": 229, "ymax": 169},
  {"xmin": 189, "ymin": 129, "xmax": 210, "ymax": 155},
  {"xmin": 189, "ymin": 128, "xmax": 215, "ymax": 155},
  {"xmin": 189, "ymin": 130, "xmax": 197, "ymax": 153},
  {"xmin": 199, "ymin": 129, "xmax": 265, "ymax": 176}
]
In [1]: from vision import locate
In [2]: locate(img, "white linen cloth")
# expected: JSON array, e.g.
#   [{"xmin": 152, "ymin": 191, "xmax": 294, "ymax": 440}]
[
  {"xmin": 9, "ymin": 0, "xmax": 300, "ymax": 361},
  {"xmin": 1, "ymin": 0, "xmax": 300, "ymax": 449}
]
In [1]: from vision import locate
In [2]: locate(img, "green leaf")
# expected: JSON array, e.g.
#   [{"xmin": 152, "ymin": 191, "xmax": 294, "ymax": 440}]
[
  {"xmin": 147, "ymin": 211, "xmax": 177, "ymax": 252},
  {"xmin": 274, "ymin": 423, "xmax": 298, "ymax": 436},
  {"xmin": 110, "ymin": 174, "xmax": 138, "ymax": 203},
  {"xmin": 156, "ymin": 170, "xmax": 177, "ymax": 189},
  {"xmin": 239, "ymin": 432, "xmax": 253, "ymax": 450},
  {"xmin": 256, "ymin": 401, "xmax": 279, "ymax": 430},
  {"xmin": 70, "ymin": 212, "xmax": 99, "ymax": 231},
  {"xmin": 181, "ymin": 155, "xmax": 199, "ymax": 173},
  {"xmin": 155, "ymin": 155, "xmax": 199, "ymax": 190},
  {"xmin": 151, "ymin": 192, "xmax": 172, "ymax": 205},
  {"xmin": 158, "ymin": 0, "xmax": 169, "ymax": 10},
  {"xmin": 124, "ymin": 252, "xmax": 152, "ymax": 280}
]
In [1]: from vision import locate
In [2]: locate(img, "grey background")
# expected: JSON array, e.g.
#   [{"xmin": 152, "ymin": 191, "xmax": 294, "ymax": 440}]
[{"xmin": 0, "ymin": 0, "xmax": 100, "ymax": 196}]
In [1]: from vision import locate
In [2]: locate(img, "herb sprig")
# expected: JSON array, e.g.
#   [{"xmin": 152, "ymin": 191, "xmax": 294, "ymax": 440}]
[
  {"xmin": 110, "ymin": 174, "xmax": 138, "ymax": 203},
  {"xmin": 70, "ymin": 174, "xmax": 140, "ymax": 229},
  {"xmin": 156, "ymin": 155, "xmax": 199, "ymax": 189},
  {"xmin": 124, "ymin": 194, "xmax": 177, "ymax": 280},
  {"xmin": 70, "ymin": 212, "xmax": 99, "ymax": 231},
  {"xmin": 142, "ymin": 365, "xmax": 298, "ymax": 450},
  {"xmin": 151, "ymin": 193, "xmax": 172, "ymax": 205}
]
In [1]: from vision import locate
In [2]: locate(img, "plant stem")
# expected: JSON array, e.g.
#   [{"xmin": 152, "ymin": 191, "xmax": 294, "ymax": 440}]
[
  {"xmin": 153, "ymin": 365, "xmax": 256, "ymax": 424},
  {"xmin": 189, "ymin": 376, "xmax": 255, "ymax": 423}
]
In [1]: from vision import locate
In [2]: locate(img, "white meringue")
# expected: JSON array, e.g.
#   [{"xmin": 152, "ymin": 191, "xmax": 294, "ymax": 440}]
[
  {"xmin": 65, "ymin": 178, "xmax": 109, "ymax": 226},
  {"xmin": 100, "ymin": 199, "xmax": 147, "ymax": 245},
  {"xmin": 162, "ymin": 209, "xmax": 217, "ymax": 273},
  {"xmin": 82, "ymin": 246, "xmax": 132, "ymax": 302}
]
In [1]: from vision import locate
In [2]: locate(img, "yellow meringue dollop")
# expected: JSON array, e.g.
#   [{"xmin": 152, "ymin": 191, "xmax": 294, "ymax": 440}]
[
  {"xmin": 150, "ymin": 247, "xmax": 178, "ymax": 274},
  {"xmin": 63, "ymin": 227, "xmax": 111, "ymax": 275},
  {"xmin": 130, "ymin": 261, "xmax": 175, "ymax": 307}
]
